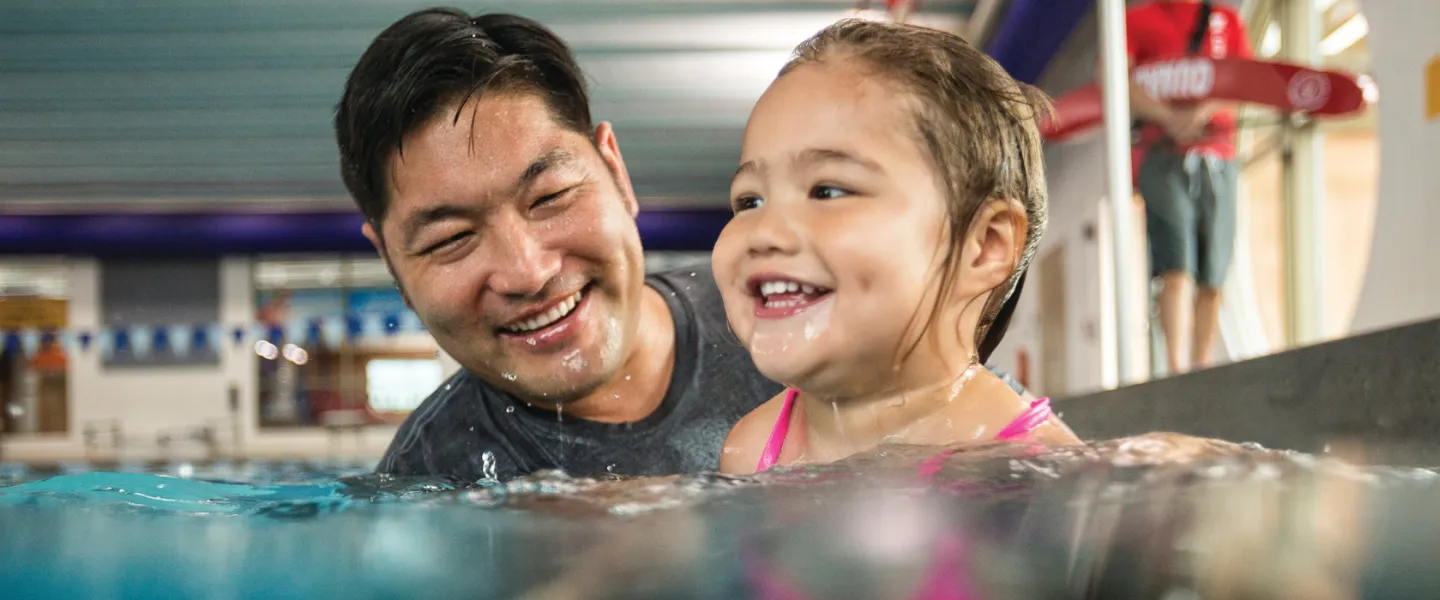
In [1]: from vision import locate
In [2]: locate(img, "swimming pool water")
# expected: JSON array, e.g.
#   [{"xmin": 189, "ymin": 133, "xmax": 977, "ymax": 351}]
[{"xmin": 2, "ymin": 436, "xmax": 1439, "ymax": 599}]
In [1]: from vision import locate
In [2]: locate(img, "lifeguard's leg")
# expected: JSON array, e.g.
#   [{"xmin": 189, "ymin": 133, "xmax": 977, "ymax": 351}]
[{"xmin": 1139, "ymin": 147, "xmax": 1200, "ymax": 374}]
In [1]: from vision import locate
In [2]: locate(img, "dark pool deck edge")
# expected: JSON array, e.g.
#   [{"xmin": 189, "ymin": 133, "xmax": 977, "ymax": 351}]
[{"xmin": 1055, "ymin": 318, "xmax": 1440, "ymax": 465}]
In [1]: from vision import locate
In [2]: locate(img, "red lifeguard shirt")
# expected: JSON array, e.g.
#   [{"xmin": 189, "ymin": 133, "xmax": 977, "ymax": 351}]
[{"xmin": 1127, "ymin": 1, "xmax": 1254, "ymax": 158}]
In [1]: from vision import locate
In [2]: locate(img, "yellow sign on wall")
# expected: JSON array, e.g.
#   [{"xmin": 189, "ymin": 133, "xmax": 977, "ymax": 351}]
[
  {"xmin": 0, "ymin": 297, "xmax": 68, "ymax": 330},
  {"xmin": 1428, "ymin": 55, "xmax": 1440, "ymax": 122}
]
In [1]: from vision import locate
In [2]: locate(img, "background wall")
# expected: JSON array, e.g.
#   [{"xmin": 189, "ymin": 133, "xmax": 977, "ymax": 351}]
[
  {"xmin": 3, "ymin": 257, "xmax": 398, "ymax": 462},
  {"xmin": 1349, "ymin": 0, "xmax": 1440, "ymax": 334}
]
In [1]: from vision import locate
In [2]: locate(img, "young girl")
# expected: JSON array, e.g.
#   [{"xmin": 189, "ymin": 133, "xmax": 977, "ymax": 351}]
[{"xmin": 716, "ymin": 19, "xmax": 1080, "ymax": 475}]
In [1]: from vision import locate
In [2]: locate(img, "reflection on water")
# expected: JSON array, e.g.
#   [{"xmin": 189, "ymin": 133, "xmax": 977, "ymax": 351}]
[{"xmin": 2, "ymin": 434, "xmax": 1439, "ymax": 599}]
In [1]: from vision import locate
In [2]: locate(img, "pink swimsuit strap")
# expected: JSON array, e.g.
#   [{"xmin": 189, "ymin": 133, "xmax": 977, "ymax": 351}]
[
  {"xmin": 755, "ymin": 389, "xmax": 800, "ymax": 472},
  {"xmin": 755, "ymin": 392, "xmax": 1052, "ymax": 473}
]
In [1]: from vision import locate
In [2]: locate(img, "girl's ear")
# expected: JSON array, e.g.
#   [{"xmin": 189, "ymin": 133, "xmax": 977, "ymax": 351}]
[{"xmin": 955, "ymin": 198, "xmax": 1027, "ymax": 300}]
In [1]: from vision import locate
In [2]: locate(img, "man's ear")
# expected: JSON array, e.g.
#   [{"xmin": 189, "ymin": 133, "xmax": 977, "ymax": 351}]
[
  {"xmin": 361, "ymin": 221, "xmax": 384, "ymax": 254},
  {"xmin": 958, "ymin": 199, "xmax": 1027, "ymax": 299},
  {"xmin": 593, "ymin": 122, "xmax": 640, "ymax": 217},
  {"xmin": 362, "ymin": 222, "xmax": 414, "ymax": 310}
]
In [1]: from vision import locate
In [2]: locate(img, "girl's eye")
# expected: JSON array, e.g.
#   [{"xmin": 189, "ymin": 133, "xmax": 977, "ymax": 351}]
[
  {"xmin": 810, "ymin": 185, "xmax": 850, "ymax": 200},
  {"xmin": 732, "ymin": 195, "xmax": 764, "ymax": 212}
]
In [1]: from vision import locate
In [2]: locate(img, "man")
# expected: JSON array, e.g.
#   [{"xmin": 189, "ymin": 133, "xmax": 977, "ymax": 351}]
[
  {"xmin": 1125, "ymin": 0, "xmax": 1252, "ymax": 374},
  {"xmin": 335, "ymin": 8, "xmax": 1030, "ymax": 481}
]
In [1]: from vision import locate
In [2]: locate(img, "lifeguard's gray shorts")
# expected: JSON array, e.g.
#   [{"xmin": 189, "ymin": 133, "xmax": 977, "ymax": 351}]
[{"xmin": 1137, "ymin": 146, "xmax": 1238, "ymax": 289}]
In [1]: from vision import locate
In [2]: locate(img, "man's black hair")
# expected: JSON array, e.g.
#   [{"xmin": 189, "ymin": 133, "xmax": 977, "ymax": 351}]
[{"xmin": 335, "ymin": 8, "xmax": 593, "ymax": 224}]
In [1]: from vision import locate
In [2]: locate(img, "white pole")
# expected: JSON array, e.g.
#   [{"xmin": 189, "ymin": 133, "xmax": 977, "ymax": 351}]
[
  {"xmin": 1097, "ymin": 0, "xmax": 1142, "ymax": 386},
  {"xmin": 1280, "ymin": 0, "xmax": 1325, "ymax": 344}
]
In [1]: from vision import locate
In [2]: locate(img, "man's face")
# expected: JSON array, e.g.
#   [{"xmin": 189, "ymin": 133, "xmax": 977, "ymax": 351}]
[{"xmin": 365, "ymin": 93, "xmax": 646, "ymax": 404}]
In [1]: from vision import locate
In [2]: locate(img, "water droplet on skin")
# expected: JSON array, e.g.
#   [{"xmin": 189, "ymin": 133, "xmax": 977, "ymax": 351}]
[
  {"xmin": 503, "ymin": 373, "xmax": 517, "ymax": 381},
  {"xmin": 624, "ymin": 375, "xmax": 631, "ymax": 381},
  {"xmin": 505, "ymin": 406, "xmax": 515, "ymax": 414},
  {"xmin": 612, "ymin": 392, "xmax": 621, "ymax": 399},
  {"xmin": 527, "ymin": 338, "xmax": 536, "ymax": 346}
]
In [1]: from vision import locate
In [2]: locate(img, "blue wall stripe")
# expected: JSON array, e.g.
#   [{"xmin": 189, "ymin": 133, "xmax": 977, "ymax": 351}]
[
  {"xmin": 985, "ymin": 0, "xmax": 1094, "ymax": 85},
  {"xmin": 0, "ymin": 209, "xmax": 736, "ymax": 256}
]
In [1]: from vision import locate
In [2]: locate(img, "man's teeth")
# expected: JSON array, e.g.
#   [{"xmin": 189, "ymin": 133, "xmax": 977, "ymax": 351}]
[{"xmin": 505, "ymin": 291, "xmax": 583, "ymax": 333}]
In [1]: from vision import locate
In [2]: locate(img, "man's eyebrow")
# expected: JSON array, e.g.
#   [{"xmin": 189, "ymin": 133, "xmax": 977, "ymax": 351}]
[
  {"xmin": 400, "ymin": 205, "xmax": 469, "ymax": 248},
  {"xmin": 512, "ymin": 148, "xmax": 575, "ymax": 197},
  {"xmin": 793, "ymin": 148, "xmax": 884, "ymax": 173}
]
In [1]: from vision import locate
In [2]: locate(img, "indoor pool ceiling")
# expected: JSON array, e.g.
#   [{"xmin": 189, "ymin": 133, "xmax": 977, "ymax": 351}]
[{"xmin": 0, "ymin": 0, "xmax": 986, "ymax": 212}]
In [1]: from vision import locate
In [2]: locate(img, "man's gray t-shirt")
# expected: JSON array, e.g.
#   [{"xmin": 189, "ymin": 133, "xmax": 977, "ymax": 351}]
[{"xmin": 375, "ymin": 266, "xmax": 783, "ymax": 482}]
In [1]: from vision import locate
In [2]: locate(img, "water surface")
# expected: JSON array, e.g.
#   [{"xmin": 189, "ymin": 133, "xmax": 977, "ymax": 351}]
[{"xmin": 2, "ymin": 434, "xmax": 1438, "ymax": 599}]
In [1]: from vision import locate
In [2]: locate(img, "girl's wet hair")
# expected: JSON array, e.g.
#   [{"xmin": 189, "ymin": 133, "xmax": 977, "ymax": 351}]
[{"xmin": 780, "ymin": 18, "xmax": 1051, "ymax": 367}]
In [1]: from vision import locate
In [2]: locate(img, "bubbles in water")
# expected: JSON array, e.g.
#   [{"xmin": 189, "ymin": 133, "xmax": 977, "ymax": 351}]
[
  {"xmin": 505, "ymin": 406, "xmax": 515, "ymax": 414},
  {"xmin": 444, "ymin": 384, "xmax": 453, "ymax": 391},
  {"xmin": 606, "ymin": 464, "xmax": 617, "ymax": 473},
  {"xmin": 502, "ymin": 373, "xmax": 518, "ymax": 381},
  {"xmin": 469, "ymin": 426, "xmax": 475, "ymax": 432}
]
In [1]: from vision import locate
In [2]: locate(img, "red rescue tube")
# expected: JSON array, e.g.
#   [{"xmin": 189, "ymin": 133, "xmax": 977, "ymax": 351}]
[{"xmin": 1040, "ymin": 56, "xmax": 1367, "ymax": 142}]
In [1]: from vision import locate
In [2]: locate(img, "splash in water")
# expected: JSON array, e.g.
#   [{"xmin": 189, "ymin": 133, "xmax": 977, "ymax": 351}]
[{"xmin": 480, "ymin": 452, "xmax": 498, "ymax": 483}]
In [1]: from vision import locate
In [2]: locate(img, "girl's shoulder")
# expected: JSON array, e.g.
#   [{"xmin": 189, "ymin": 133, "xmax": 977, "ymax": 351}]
[{"xmin": 718, "ymin": 390, "xmax": 793, "ymax": 475}]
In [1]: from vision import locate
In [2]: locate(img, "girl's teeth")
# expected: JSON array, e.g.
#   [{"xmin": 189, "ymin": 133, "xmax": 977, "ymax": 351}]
[{"xmin": 801, "ymin": 285, "xmax": 815, "ymax": 294}]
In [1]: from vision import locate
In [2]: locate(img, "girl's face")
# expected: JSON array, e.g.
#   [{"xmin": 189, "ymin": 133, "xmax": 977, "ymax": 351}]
[{"xmin": 713, "ymin": 59, "xmax": 966, "ymax": 398}]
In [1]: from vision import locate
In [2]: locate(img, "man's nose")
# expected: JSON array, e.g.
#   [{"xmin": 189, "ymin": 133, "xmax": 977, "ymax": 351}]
[{"xmin": 482, "ymin": 216, "xmax": 561, "ymax": 298}]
